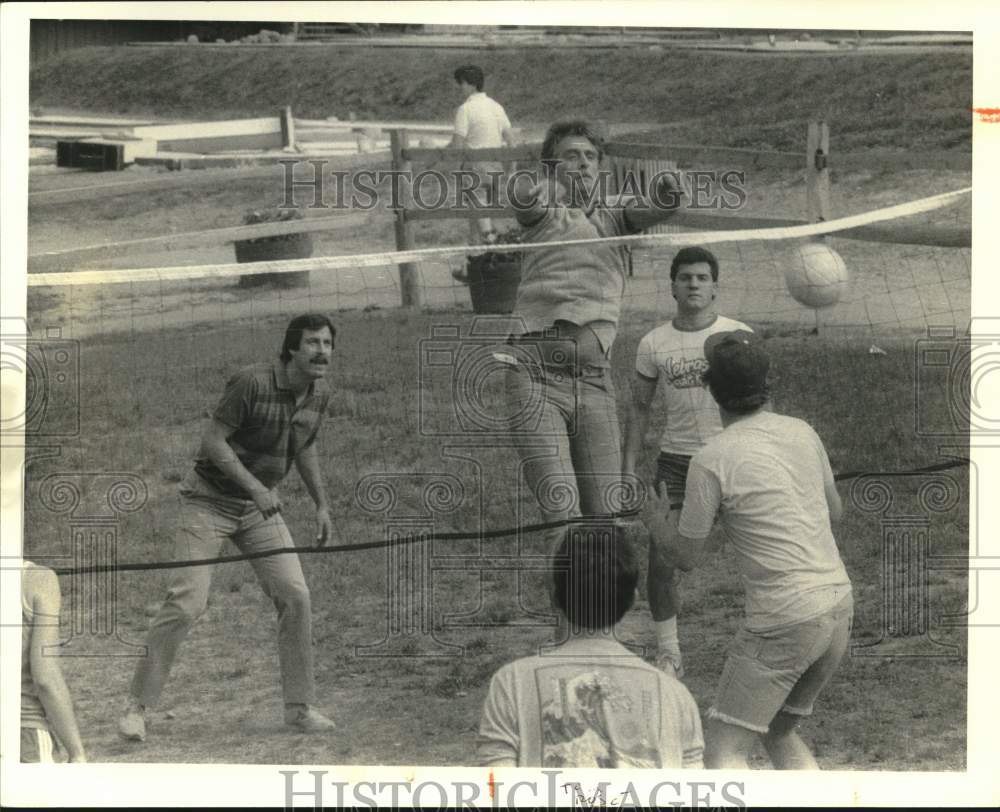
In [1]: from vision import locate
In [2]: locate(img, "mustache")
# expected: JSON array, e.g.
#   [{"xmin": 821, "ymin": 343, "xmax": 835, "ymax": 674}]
[{"xmin": 310, "ymin": 356, "xmax": 329, "ymax": 364}]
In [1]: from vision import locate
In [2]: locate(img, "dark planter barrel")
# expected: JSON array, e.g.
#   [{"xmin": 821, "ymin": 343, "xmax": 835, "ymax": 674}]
[
  {"xmin": 234, "ymin": 232, "xmax": 313, "ymax": 288},
  {"xmin": 467, "ymin": 253, "xmax": 522, "ymax": 314}
]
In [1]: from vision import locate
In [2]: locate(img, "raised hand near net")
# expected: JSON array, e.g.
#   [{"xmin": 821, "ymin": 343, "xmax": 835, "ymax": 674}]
[
  {"xmin": 652, "ymin": 171, "xmax": 686, "ymax": 210},
  {"xmin": 509, "ymin": 171, "xmax": 565, "ymax": 220},
  {"xmin": 623, "ymin": 170, "xmax": 687, "ymax": 231}
]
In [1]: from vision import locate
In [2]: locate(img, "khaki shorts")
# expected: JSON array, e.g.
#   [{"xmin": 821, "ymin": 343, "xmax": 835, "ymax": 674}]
[{"xmin": 708, "ymin": 591, "xmax": 854, "ymax": 733}]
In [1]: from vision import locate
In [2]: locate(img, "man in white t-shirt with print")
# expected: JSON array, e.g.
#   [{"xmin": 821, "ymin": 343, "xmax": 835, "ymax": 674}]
[
  {"xmin": 449, "ymin": 64, "xmax": 516, "ymax": 246},
  {"xmin": 623, "ymin": 246, "xmax": 750, "ymax": 678},
  {"xmin": 476, "ymin": 522, "xmax": 703, "ymax": 769},
  {"xmin": 646, "ymin": 330, "xmax": 852, "ymax": 769}
]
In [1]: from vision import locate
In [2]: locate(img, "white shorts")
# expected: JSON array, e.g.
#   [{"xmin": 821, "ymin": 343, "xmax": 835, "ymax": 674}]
[{"xmin": 20, "ymin": 727, "xmax": 64, "ymax": 763}]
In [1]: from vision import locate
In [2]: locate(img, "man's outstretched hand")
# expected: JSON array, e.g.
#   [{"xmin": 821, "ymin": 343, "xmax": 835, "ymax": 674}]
[{"xmin": 651, "ymin": 171, "xmax": 686, "ymax": 211}]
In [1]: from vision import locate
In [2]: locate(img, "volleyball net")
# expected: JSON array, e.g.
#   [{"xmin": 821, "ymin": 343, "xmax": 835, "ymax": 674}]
[
  {"xmin": 11, "ymin": 177, "xmax": 975, "ymax": 657},
  {"xmin": 25, "ymin": 184, "xmax": 971, "ymax": 330}
]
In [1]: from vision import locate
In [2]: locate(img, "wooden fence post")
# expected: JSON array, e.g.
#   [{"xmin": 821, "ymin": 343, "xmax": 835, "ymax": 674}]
[
  {"xmin": 612, "ymin": 148, "xmax": 677, "ymax": 277},
  {"xmin": 805, "ymin": 120, "xmax": 831, "ymax": 332},
  {"xmin": 280, "ymin": 106, "xmax": 296, "ymax": 150},
  {"xmin": 390, "ymin": 128, "xmax": 422, "ymax": 309},
  {"xmin": 609, "ymin": 150, "xmax": 633, "ymax": 276},
  {"xmin": 806, "ymin": 120, "xmax": 830, "ymax": 222}
]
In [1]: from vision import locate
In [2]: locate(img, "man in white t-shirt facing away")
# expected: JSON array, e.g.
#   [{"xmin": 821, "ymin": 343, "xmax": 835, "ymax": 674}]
[
  {"xmin": 646, "ymin": 330, "xmax": 852, "ymax": 769},
  {"xmin": 622, "ymin": 246, "xmax": 751, "ymax": 678},
  {"xmin": 476, "ymin": 522, "xmax": 704, "ymax": 769},
  {"xmin": 449, "ymin": 64, "xmax": 516, "ymax": 245}
]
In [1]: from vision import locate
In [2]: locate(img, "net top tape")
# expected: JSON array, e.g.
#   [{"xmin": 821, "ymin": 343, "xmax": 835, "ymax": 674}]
[{"xmin": 27, "ymin": 188, "xmax": 970, "ymax": 288}]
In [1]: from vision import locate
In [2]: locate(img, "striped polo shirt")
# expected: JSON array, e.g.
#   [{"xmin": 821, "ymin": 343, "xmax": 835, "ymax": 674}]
[{"xmin": 194, "ymin": 361, "xmax": 330, "ymax": 498}]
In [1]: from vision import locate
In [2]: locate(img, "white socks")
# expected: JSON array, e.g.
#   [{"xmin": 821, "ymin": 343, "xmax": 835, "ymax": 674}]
[{"xmin": 656, "ymin": 616, "xmax": 680, "ymax": 653}]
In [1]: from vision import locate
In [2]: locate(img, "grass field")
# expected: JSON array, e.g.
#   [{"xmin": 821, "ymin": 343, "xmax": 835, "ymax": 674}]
[
  {"xmin": 20, "ymin": 32, "xmax": 973, "ymax": 772},
  {"xmin": 22, "ymin": 168, "xmax": 971, "ymax": 770},
  {"xmin": 21, "ymin": 306, "xmax": 968, "ymax": 769}
]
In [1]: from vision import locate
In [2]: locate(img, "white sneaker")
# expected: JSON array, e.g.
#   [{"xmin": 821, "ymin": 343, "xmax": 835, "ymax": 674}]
[
  {"xmin": 284, "ymin": 705, "xmax": 336, "ymax": 733},
  {"xmin": 654, "ymin": 649, "xmax": 685, "ymax": 679},
  {"xmin": 118, "ymin": 702, "xmax": 147, "ymax": 742}
]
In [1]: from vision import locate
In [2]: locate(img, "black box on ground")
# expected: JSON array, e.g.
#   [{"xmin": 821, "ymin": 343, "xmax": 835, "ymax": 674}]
[{"xmin": 55, "ymin": 140, "xmax": 125, "ymax": 171}]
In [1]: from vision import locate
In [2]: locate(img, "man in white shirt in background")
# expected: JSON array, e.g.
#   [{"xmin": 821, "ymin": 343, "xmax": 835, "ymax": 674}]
[
  {"xmin": 649, "ymin": 330, "xmax": 852, "ymax": 769},
  {"xmin": 449, "ymin": 64, "xmax": 517, "ymax": 247},
  {"xmin": 622, "ymin": 246, "xmax": 751, "ymax": 678}
]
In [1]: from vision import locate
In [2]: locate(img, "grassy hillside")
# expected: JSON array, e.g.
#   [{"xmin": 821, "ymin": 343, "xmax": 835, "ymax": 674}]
[{"xmin": 30, "ymin": 45, "xmax": 971, "ymax": 151}]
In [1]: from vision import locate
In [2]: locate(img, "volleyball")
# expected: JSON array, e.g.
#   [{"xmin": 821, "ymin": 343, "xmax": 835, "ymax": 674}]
[{"xmin": 785, "ymin": 241, "xmax": 850, "ymax": 308}]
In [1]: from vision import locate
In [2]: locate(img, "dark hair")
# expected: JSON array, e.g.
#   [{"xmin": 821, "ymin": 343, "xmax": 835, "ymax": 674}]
[
  {"xmin": 453, "ymin": 65, "xmax": 485, "ymax": 91},
  {"xmin": 551, "ymin": 523, "xmax": 638, "ymax": 631},
  {"xmin": 280, "ymin": 314, "xmax": 336, "ymax": 362},
  {"xmin": 670, "ymin": 246, "xmax": 719, "ymax": 282},
  {"xmin": 540, "ymin": 120, "xmax": 605, "ymax": 165}
]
